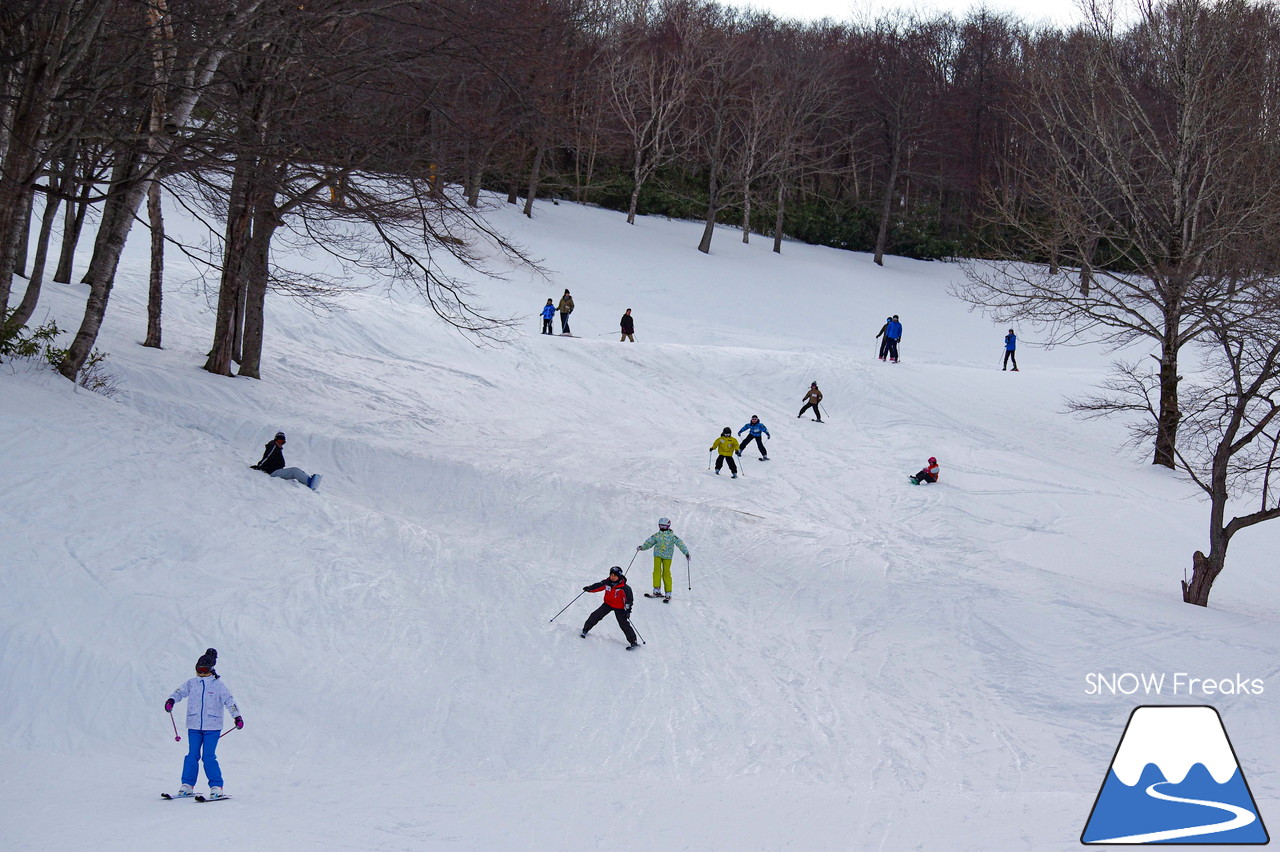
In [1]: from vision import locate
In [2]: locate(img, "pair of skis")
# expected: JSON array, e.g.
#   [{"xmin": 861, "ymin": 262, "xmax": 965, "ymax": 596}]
[
  {"xmin": 643, "ymin": 592, "xmax": 672, "ymax": 603},
  {"xmin": 161, "ymin": 792, "xmax": 230, "ymax": 803}
]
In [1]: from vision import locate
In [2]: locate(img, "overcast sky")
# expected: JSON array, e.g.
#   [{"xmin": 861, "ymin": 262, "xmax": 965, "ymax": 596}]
[{"xmin": 717, "ymin": 0, "xmax": 1103, "ymax": 29}]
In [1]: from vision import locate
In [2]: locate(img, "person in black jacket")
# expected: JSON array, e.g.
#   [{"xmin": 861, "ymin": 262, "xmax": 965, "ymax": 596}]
[
  {"xmin": 620, "ymin": 308, "xmax": 635, "ymax": 342},
  {"xmin": 580, "ymin": 566, "xmax": 639, "ymax": 648},
  {"xmin": 250, "ymin": 431, "xmax": 321, "ymax": 491}
]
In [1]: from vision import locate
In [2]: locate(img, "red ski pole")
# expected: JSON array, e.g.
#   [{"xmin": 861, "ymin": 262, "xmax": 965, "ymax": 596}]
[{"xmin": 168, "ymin": 710, "xmax": 181, "ymax": 742}]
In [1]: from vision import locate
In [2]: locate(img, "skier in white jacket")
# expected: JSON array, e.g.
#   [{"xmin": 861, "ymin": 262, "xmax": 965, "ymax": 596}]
[{"xmin": 165, "ymin": 648, "xmax": 242, "ymax": 799}]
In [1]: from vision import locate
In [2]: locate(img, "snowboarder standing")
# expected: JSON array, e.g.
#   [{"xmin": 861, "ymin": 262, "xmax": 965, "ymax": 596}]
[
  {"xmin": 875, "ymin": 316, "xmax": 893, "ymax": 360},
  {"xmin": 737, "ymin": 415, "xmax": 770, "ymax": 460},
  {"xmin": 580, "ymin": 567, "xmax": 639, "ymax": 648},
  {"xmin": 710, "ymin": 427, "xmax": 740, "ymax": 478},
  {"xmin": 620, "ymin": 308, "xmax": 635, "ymax": 342},
  {"xmin": 797, "ymin": 383, "xmax": 823, "ymax": 422},
  {"xmin": 909, "ymin": 457, "xmax": 940, "ymax": 485},
  {"xmin": 165, "ymin": 649, "xmax": 242, "ymax": 799},
  {"xmin": 557, "ymin": 289, "xmax": 575, "ymax": 335},
  {"xmin": 884, "ymin": 315, "xmax": 902, "ymax": 363},
  {"xmin": 637, "ymin": 517, "xmax": 691, "ymax": 601},
  {"xmin": 1003, "ymin": 329, "xmax": 1019, "ymax": 371},
  {"xmin": 540, "ymin": 299, "xmax": 556, "ymax": 334},
  {"xmin": 250, "ymin": 431, "xmax": 321, "ymax": 491}
]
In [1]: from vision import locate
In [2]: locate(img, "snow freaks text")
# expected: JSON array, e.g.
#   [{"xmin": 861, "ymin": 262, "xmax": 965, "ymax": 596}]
[{"xmin": 1085, "ymin": 673, "xmax": 1265, "ymax": 697}]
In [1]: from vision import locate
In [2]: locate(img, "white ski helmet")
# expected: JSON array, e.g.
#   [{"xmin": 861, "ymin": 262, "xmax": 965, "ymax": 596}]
[{"xmin": 658, "ymin": 518, "xmax": 671, "ymax": 530}]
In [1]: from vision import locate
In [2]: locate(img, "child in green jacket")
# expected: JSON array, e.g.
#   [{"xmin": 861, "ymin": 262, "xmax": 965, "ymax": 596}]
[{"xmin": 637, "ymin": 518, "xmax": 692, "ymax": 601}]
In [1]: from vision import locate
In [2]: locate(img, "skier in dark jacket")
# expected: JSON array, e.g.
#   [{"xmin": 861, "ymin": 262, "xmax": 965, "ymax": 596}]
[
  {"xmin": 620, "ymin": 308, "xmax": 635, "ymax": 342},
  {"xmin": 875, "ymin": 316, "xmax": 893, "ymax": 360},
  {"xmin": 580, "ymin": 566, "xmax": 638, "ymax": 648},
  {"xmin": 1003, "ymin": 329, "xmax": 1019, "ymax": 371},
  {"xmin": 250, "ymin": 431, "xmax": 321, "ymax": 491},
  {"xmin": 737, "ymin": 415, "xmax": 770, "ymax": 460}
]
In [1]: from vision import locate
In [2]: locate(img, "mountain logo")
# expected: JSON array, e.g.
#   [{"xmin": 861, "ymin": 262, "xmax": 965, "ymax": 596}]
[{"xmin": 1081, "ymin": 705, "xmax": 1269, "ymax": 845}]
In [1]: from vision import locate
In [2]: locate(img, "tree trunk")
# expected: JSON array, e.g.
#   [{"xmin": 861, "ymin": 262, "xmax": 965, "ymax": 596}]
[
  {"xmin": 53, "ymin": 143, "xmax": 87, "ymax": 284},
  {"xmin": 522, "ymin": 143, "xmax": 546, "ymax": 219},
  {"xmin": 143, "ymin": 179, "xmax": 164, "ymax": 348},
  {"xmin": 1182, "ymin": 549, "xmax": 1223, "ymax": 607},
  {"xmin": 698, "ymin": 158, "xmax": 722, "ymax": 255},
  {"xmin": 237, "ymin": 210, "xmax": 279, "ymax": 379},
  {"xmin": 626, "ymin": 162, "xmax": 643, "ymax": 225},
  {"xmin": 204, "ymin": 154, "xmax": 256, "ymax": 376},
  {"xmin": 873, "ymin": 141, "xmax": 901, "ymax": 267},
  {"xmin": 772, "ymin": 181, "xmax": 786, "ymax": 254},
  {"xmin": 58, "ymin": 154, "xmax": 147, "ymax": 381},
  {"xmin": 465, "ymin": 162, "xmax": 482, "ymax": 208},
  {"xmin": 12, "ymin": 190, "xmax": 36, "ymax": 277},
  {"xmin": 1153, "ymin": 335, "xmax": 1180, "ymax": 469},
  {"xmin": 741, "ymin": 182, "xmax": 751, "ymax": 244},
  {"xmin": 5, "ymin": 184, "xmax": 61, "ymax": 332}
]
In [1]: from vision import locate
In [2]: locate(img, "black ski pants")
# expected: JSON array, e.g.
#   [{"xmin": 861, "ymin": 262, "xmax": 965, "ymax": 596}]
[
  {"xmin": 740, "ymin": 434, "xmax": 767, "ymax": 458},
  {"xmin": 886, "ymin": 338, "xmax": 900, "ymax": 361},
  {"xmin": 714, "ymin": 454, "xmax": 738, "ymax": 474},
  {"xmin": 878, "ymin": 336, "xmax": 890, "ymax": 359},
  {"xmin": 913, "ymin": 469, "xmax": 938, "ymax": 483},
  {"xmin": 560, "ymin": 312, "xmax": 571, "ymax": 334},
  {"xmin": 1003, "ymin": 350, "xmax": 1018, "ymax": 370},
  {"xmin": 542, "ymin": 318, "xmax": 553, "ymax": 334},
  {"xmin": 798, "ymin": 402, "xmax": 822, "ymax": 420},
  {"xmin": 583, "ymin": 604, "xmax": 636, "ymax": 644}
]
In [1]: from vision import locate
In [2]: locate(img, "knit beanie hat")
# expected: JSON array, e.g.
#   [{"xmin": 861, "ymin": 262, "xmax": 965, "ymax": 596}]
[{"xmin": 195, "ymin": 648, "xmax": 219, "ymax": 677}]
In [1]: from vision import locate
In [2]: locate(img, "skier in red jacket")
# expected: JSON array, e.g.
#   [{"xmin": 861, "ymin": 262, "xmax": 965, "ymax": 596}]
[{"xmin": 580, "ymin": 566, "xmax": 639, "ymax": 648}]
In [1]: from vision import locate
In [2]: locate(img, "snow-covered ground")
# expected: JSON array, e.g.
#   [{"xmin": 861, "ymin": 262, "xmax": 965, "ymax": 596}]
[{"xmin": 2, "ymin": 193, "xmax": 1277, "ymax": 850}]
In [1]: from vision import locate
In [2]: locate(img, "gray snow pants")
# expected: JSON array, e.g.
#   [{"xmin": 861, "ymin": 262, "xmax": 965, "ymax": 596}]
[{"xmin": 271, "ymin": 467, "xmax": 310, "ymax": 485}]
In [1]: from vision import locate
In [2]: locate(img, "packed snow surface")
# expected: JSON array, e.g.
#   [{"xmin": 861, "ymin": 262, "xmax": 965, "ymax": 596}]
[{"xmin": 2, "ymin": 194, "xmax": 1277, "ymax": 850}]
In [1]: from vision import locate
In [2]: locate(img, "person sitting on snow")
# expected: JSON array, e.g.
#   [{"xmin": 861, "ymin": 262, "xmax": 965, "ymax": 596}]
[
  {"xmin": 910, "ymin": 457, "xmax": 940, "ymax": 485},
  {"xmin": 250, "ymin": 431, "xmax": 321, "ymax": 491}
]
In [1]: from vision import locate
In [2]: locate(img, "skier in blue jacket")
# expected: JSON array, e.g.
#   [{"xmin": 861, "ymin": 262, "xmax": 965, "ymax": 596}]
[
  {"xmin": 884, "ymin": 315, "xmax": 902, "ymax": 363},
  {"xmin": 540, "ymin": 299, "xmax": 555, "ymax": 334},
  {"xmin": 1003, "ymin": 329, "xmax": 1018, "ymax": 371},
  {"xmin": 737, "ymin": 415, "xmax": 771, "ymax": 460},
  {"xmin": 165, "ymin": 649, "xmax": 242, "ymax": 799}
]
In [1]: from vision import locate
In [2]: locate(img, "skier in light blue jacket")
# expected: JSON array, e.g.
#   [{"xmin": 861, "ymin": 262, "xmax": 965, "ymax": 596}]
[
  {"xmin": 737, "ymin": 415, "xmax": 771, "ymax": 460},
  {"xmin": 165, "ymin": 648, "xmax": 242, "ymax": 799}
]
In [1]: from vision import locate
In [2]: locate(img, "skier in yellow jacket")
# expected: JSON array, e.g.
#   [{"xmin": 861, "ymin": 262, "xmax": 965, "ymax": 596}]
[
  {"xmin": 637, "ymin": 517, "xmax": 691, "ymax": 601},
  {"xmin": 710, "ymin": 427, "xmax": 740, "ymax": 479}
]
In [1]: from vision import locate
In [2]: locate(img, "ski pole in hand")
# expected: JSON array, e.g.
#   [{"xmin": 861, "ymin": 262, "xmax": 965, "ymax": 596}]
[
  {"xmin": 168, "ymin": 710, "xmax": 181, "ymax": 742},
  {"xmin": 550, "ymin": 590, "xmax": 586, "ymax": 623},
  {"xmin": 687, "ymin": 554, "xmax": 692, "ymax": 591}
]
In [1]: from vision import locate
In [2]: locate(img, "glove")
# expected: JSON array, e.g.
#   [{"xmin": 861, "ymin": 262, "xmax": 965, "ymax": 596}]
[
  {"xmin": 234, "ymin": 716, "xmax": 244, "ymax": 729},
  {"xmin": 249, "ymin": 464, "xmax": 260, "ymax": 470},
  {"xmin": 582, "ymin": 585, "xmax": 591, "ymax": 591},
  {"xmin": 165, "ymin": 698, "xmax": 175, "ymax": 712},
  {"xmin": 636, "ymin": 546, "xmax": 642, "ymax": 552},
  {"xmin": 625, "ymin": 606, "xmax": 632, "ymax": 614}
]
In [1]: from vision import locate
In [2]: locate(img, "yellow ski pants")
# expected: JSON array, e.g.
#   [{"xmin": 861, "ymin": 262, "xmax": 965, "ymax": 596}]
[{"xmin": 652, "ymin": 557, "xmax": 673, "ymax": 593}]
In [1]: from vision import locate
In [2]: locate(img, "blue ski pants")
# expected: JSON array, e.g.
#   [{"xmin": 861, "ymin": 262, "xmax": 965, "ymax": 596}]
[{"xmin": 182, "ymin": 729, "xmax": 223, "ymax": 787}]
